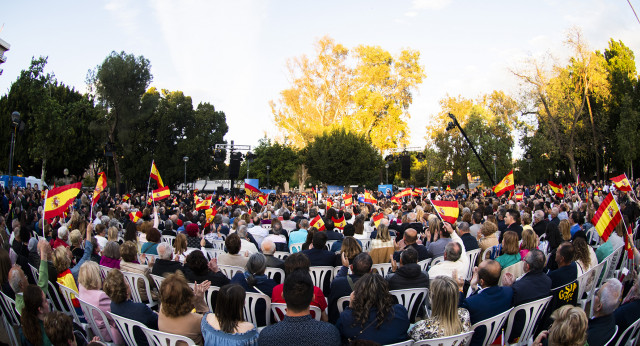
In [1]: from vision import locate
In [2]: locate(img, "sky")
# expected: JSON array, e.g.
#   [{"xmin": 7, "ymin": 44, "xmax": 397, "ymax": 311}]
[{"xmin": 1, "ymin": 0, "xmax": 639, "ymax": 155}]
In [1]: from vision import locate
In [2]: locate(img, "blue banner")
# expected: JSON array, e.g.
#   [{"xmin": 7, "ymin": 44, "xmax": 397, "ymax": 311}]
[
  {"xmin": 245, "ymin": 179, "xmax": 260, "ymax": 189},
  {"xmin": 378, "ymin": 184, "xmax": 393, "ymax": 194},
  {"xmin": 326, "ymin": 185, "xmax": 344, "ymax": 195},
  {"xmin": 260, "ymin": 189, "xmax": 276, "ymax": 195},
  {"xmin": 0, "ymin": 176, "xmax": 26, "ymax": 188}
]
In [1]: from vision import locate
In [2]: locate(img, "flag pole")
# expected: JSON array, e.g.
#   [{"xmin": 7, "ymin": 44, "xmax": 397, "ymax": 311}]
[
  {"xmin": 428, "ymin": 199, "xmax": 444, "ymax": 223},
  {"xmin": 42, "ymin": 189, "xmax": 48, "ymax": 238},
  {"xmin": 146, "ymin": 160, "xmax": 153, "ymax": 202}
]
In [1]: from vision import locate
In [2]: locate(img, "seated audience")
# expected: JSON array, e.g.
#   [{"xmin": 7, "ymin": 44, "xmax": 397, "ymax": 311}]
[
  {"xmin": 151, "ymin": 242, "xmax": 184, "ymax": 277},
  {"xmin": 614, "ymin": 276, "xmax": 640, "ymax": 344},
  {"xmin": 140, "ymin": 227, "xmax": 161, "ymax": 255},
  {"xmin": 333, "ymin": 236, "xmax": 362, "ymax": 266},
  {"xmin": 217, "ymin": 233, "xmax": 249, "ymax": 267},
  {"xmin": 548, "ymin": 241, "xmax": 579, "ymax": 289},
  {"xmin": 410, "ymin": 276, "xmax": 471, "ymax": 341},
  {"xmin": 386, "ymin": 247, "xmax": 429, "ymax": 290},
  {"xmin": 262, "ymin": 239, "xmax": 285, "ymax": 269},
  {"xmin": 495, "ymin": 231, "xmax": 521, "ymax": 269},
  {"xmin": 301, "ymin": 231, "xmax": 336, "ymax": 267},
  {"xmin": 393, "ymin": 228, "xmax": 429, "ymax": 262},
  {"xmin": 230, "ymin": 253, "xmax": 277, "ymax": 296},
  {"xmin": 119, "ymin": 240, "xmax": 156, "ymax": 302},
  {"xmin": 329, "ymin": 252, "xmax": 373, "ymax": 323},
  {"xmin": 201, "ymin": 284, "xmax": 259, "ymax": 345},
  {"xmin": 587, "ymin": 278, "xmax": 622, "ymax": 346},
  {"xmin": 99, "ymin": 241, "xmax": 121, "ymax": 269},
  {"xmin": 19, "ymin": 284, "xmax": 52, "ymax": 346},
  {"xmin": 533, "ymin": 305, "xmax": 588, "ymax": 346},
  {"xmin": 43, "ymin": 311, "xmax": 77, "ymax": 346},
  {"xmin": 427, "ymin": 222, "xmax": 468, "ymax": 280},
  {"xmin": 184, "ymin": 250, "xmax": 230, "ymax": 287}
]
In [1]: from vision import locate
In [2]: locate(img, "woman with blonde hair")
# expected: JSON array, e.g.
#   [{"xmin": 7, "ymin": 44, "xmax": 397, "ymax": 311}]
[
  {"xmin": 410, "ymin": 276, "xmax": 471, "ymax": 341},
  {"xmin": 371, "ymin": 223, "xmax": 394, "ymax": 249},
  {"xmin": 107, "ymin": 226, "xmax": 119, "ymax": 243},
  {"xmin": 335, "ymin": 237, "xmax": 362, "ymax": 266},
  {"xmin": 77, "ymin": 261, "xmax": 123, "ymax": 343},
  {"xmin": 477, "ymin": 220, "xmax": 499, "ymax": 261},
  {"xmin": 559, "ymin": 219, "xmax": 572, "ymax": 241},
  {"xmin": 69, "ymin": 229, "xmax": 84, "ymax": 265},
  {"xmin": 533, "ymin": 305, "xmax": 588, "ymax": 346},
  {"xmin": 174, "ymin": 233, "xmax": 188, "ymax": 262},
  {"xmin": 519, "ymin": 228, "xmax": 538, "ymax": 259}
]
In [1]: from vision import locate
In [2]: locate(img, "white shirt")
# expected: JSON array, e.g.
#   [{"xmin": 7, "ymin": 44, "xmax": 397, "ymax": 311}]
[
  {"xmin": 95, "ymin": 235, "xmax": 108, "ymax": 251},
  {"xmin": 240, "ymin": 238, "xmax": 259, "ymax": 256},
  {"xmin": 427, "ymin": 232, "xmax": 469, "ymax": 280},
  {"xmin": 248, "ymin": 226, "xmax": 269, "ymax": 247}
]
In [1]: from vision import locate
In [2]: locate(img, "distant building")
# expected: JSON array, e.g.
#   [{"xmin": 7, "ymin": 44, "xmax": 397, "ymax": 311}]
[{"xmin": 0, "ymin": 37, "xmax": 10, "ymax": 76}]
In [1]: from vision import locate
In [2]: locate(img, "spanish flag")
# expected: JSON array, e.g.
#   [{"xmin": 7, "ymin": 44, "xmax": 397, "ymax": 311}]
[
  {"xmin": 515, "ymin": 191, "xmax": 524, "ymax": 201},
  {"xmin": 535, "ymin": 184, "xmax": 540, "ymax": 193},
  {"xmin": 326, "ymin": 198, "xmax": 333, "ymax": 210},
  {"xmin": 257, "ymin": 194, "xmax": 267, "ymax": 206},
  {"xmin": 245, "ymin": 182, "xmax": 261, "ymax": 195},
  {"xmin": 150, "ymin": 161, "xmax": 164, "ymax": 187},
  {"xmin": 307, "ymin": 196, "xmax": 313, "ymax": 205},
  {"xmin": 390, "ymin": 196, "xmax": 401, "ymax": 204},
  {"xmin": 430, "ymin": 200, "xmax": 459, "ymax": 224},
  {"xmin": 625, "ymin": 224, "xmax": 635, "ymax": 260},
  {"xmin": 122, "ymin": 193, "xmax": 131, "ymax": 202},
  {"xmin": 395, "ymin": 188, "xmax": 413, "ymax": 198},
  {"xmin": 372, "ymin": 213, "xmax": 384, "ymax": 228},
  {"xmin": 611, "ymin": 174, "xmax": 632, "ymax": 192},
  {"xmin": 310, "ymin": 214, "xmax": 325, "ymax": 231},
  {"xmin": 44, "ymin": 182, "xmax": 82, "ymax": 220},
  {"xmin": 591, "ymin": 193, "xmax": 622, "ymax": 242},
  {"xmin": 92, "ymin": 172, "xmax": 107, "ymax": 207},
  {"xmin": 129, "ymin": 210, "xmax": 142, "ymax": 223},
  {"xmin": 413, "ymin": 188, "xmax": 423, "ymax": 196},
  {"xmin": 548, "ymin": 181, "xmax": 564, "ymax": 198},
  {"xmin": 332, "ymin": 215, "xmax": 346, "ymax": 230},
  {"xmin": 363, "ymin": 191, "xmax": 377, "ymax": 205},
  {"xmin": 446, "ymin": 185, "xmax": 451, "ymax": 192},
  {"xmin": 152, "ymin": 186, "xmax": 170, "ymax": 201},
  {"xmin": 343, "ymin": 194, "xmax": 353, "ymax": 207},
  {"xmin": 493, "ymin": 170, "xmax": 515, "ymax": 197},
  {"xmin": 205, "ymin": 207, "xmax": 218, "ymax": 225},
  {"xmin": 196, "ymin": 196, "xmax": 212, "ymax": 211},
  {"xmin": 224, "ymin": 198, "xmax": 234, "ymax": 206},
  {"xmin": 568, "ymin": 185, "xmax": 576, "ymax": 195}
]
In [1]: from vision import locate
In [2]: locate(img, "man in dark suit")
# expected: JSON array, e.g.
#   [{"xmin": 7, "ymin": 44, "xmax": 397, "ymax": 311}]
[
  {"xmin": 547, "ymin": 242, "xmax": 579, "ymax": 289},
  {"xmin": 549, "ymin": 207, "xmax": 560, "ymax": 226},
  {"xmin": 406, "ymin": 211, "xmax": 425, "ymax": 235},
  {"xmin": 262, "ymin": 240, "xmax": 285, "ymax": 269},
  {"xmin": 301, "ymin": 231, "xmax": 336, "ymax": 266},
  {"xmin": 151, "ymin": 243, "xmax": 184, "ymax": 277},
  {"xmin": 323, "ymin": 220, "xmax": 344, "ymax": 241},
  {"xmin": 393, "ymin": 228, "xmax": 429, "ymax": 262},
  {"xmin": 457, "ymin": 221, "xmax": 479, "ymax": 252},
  {"xmin": 386, "ymin": 247, "xmax": 429, "ymax": 290},
  {"xmin": 499, "ymin": 209, "xmax": 523, "ymax": 242},
  {"xmin": 328, "ymin": 252, "xmax": 372, "ymax": 323},
  {"xmin": 587, "ymin": 278, "xmax": 622, "ymax": 346},
  {"xmin": 502, "ymin": 249, "xmax": 551, "ymax": 343},
  {"xmin": 459, "ymin": 259, "xmax": 513, "ymax": 346},
  {"xmin": 531, "ymin": 210, "xmax": 548, "ymax": 237}
]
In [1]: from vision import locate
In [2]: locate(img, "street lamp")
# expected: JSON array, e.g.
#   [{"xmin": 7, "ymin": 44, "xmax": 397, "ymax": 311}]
[
  {"xmin": 266, "ymin": 165, "xmax": 270, "ymax": 189},
  {"xmin": 525, "ymin": 153, "xmax": 532, "ymax": 184},
  {"xmin": 7, "ymin": 111, "xmax": 20, "ymax": 188},
  {"xmin": 63, "ymin": 168, "xmax": 69, "ymax": 184},
  {"xmin": 385, "ymin": 163, "xmax": 389, "ymax": 184},
  {"xmin": 492, "ymin": 154, "xmax": 497, "ymax": 184},
  {"xmin": 183, "ymin": 156, "xmax": 189, "ymax": 192}
]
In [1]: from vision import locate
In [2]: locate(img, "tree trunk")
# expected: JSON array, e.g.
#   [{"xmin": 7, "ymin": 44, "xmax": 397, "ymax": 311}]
[
  {"xmin": 586, "ymin": 97, "xmax": 601, "ymax": 181},
  {"xmin": 41, "ymin": 158, "xmax": 46, "ymax": 186},
  {"xmin": 426, "ymin": 163, "xmax": 431, "ymax": 188},
  {"xmin": 567, "ymin": 153, "xmax": 579, "ymax": 183}
]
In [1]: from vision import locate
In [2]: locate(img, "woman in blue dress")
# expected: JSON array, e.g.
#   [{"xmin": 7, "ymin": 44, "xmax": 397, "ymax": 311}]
[{"xmin": 201, "ymin": 284, "xmax": 258, "ymax": 346}]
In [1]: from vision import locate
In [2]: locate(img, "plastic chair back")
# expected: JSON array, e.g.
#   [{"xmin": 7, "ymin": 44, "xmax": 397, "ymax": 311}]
[
  {"xmin": 161, "ymin": 235, "xmax": 175, "ymax": 246},
  {"xmin": 110, "ymin": 312, "xmax": 151, "ymax": 346},
  {"xmin": 337, "ymin": 296, "xmax": 351, "ymax": 313},
  {"xmin": 615, "ymin": 317, "xmax": 640, "ymax": 346},
  {"xmin": 390, "ymin": 288, "xmax": 429, "ymax": 323},
  {"xmin": 0, "ymin": 290, "xmax": 20, "ymax": 324},
  {"xmin": 503, "ymin": 296, "xmax": 552, "ymax": 346},
  {"xmin": 265, "ymin": 267, "xmax": 286, "ymax": 285},
  {"xmin": 78, "ymin": 297, "xmax": 119, "ymax": 343},
  {"xmin": 58, "ymin": 284, "xmax": 85, "ymax": 326},
  {"xmin": 243, "ymin": 292, "xmax": 271, "ymax": 328},
  {"xmin": 413, "ymin": 330, "xmax": 474, "ymax": 346},
  {"xmin": 431, "ymin": 256, "xmax": 444, "ymax": 266},
  {"xmin": 218, "ymin": 265, "xmax": 244, "ymax": 279},
  {"xmin": 271, "ymin": 302, "xmax": 321, "ymax": 322},
  {"xmin": 465, "ymin": 249, "xmax": 481, "ymax": 280},
  {"xmin": 309, "ymin": 266, "xmax": 334, "ymax": 293},
  {"xmin": 372, "ymin": 263, "xmax": 392, "ymax": 277},
  {"xmin": 121, "ymin": 271, "xmax": 158, "ymax": 308},
  {"xmin": 417, "ymin": 258, "xmax": 432, "ymax": 272},
  {"xmin": 142, "ymin": 325, "xmax": 198, "ymax": 346},
  {"xmin": 99, "ymin": 265, "xmax": 113, "ymax": 280},
  {"xmin": 289, "ymin": 242, "xmax": 304, "ymax": 253},
  {"xmin": 470, "ymin": 308, "xmax": 512, "ymax": 346}
]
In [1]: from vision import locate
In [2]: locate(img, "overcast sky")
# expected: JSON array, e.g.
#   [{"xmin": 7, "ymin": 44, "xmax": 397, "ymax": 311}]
[{"xmin": 1, "ymin": 0, "xmax": 639, "ymax": 153}]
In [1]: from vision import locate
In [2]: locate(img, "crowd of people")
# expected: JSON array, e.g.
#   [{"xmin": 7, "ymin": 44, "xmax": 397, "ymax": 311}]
[{"xmin": 0, "ymin": 179, "xmax": 639, "ymax": 345}]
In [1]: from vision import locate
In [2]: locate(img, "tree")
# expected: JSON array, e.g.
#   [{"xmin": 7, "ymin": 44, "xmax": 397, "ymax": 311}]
[
  {"xmin": 304, "ymin": 129, "xmax": 382, "ymax": 186},
  {"xmin": 271, "ymin": 36, "xmax": 426, "ymax": 151},
  {"xmin": 426, "ymin": 94, "xmax": 515, "ymax": 188},
  {"xmin": 0, "ymin": 57, "xmax": 100, "ymax": 182},
  {"xmin": 239, "ymin": 138, "xmax": 299, "ymax": 188},
  {"xmin": 87, "ymin": 51, "xmax": 152, "ymax": 193}
]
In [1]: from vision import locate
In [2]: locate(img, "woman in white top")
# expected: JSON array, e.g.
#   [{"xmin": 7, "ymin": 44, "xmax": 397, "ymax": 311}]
[
  {"xmin": 371, "ymin": 223, "xmax": 395, "ymax": 249},
  {"xmin": 353, "ymin": 217, "xmax": 369, "ymax": 241}
]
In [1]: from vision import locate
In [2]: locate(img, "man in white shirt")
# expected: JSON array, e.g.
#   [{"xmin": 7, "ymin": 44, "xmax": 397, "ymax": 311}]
[
  {"xmin": 427, "ymin": 222, "xmax": 468, "ymax": 280},
  {"xmin": 237, "ymin": 225, "xmax": 259, "ymax": 255},
  {"xmin": 248, "ymin": 217, "xmax": 269, "ymax": 247},
  {"xmin": 280, "ymin": 211, "xmax": 297, "ymax": 232}
]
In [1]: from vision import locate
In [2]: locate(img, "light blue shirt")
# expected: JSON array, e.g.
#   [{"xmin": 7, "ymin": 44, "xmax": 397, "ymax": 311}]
[{"xmin": 288, "ymin": 229, "xmax": 308, "ymax": 252}]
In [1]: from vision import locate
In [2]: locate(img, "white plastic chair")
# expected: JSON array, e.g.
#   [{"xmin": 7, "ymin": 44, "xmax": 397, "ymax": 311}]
[
  {"xmin": 265, "ymin": 267, "xmax": 286, "ymax": 284},
  {"xmin": 187, "ymin": 283, "xmax": 220, "ymax": 313},
  {"xmin": 142, "ymin": 325, "xmax": 197, "ymax": 346},
  {"xmin": 58, "ymin": 284, "xmax": 86, "ymax": 327},
  {"xmin": 605, "ymin": 325, "xmax": 619, "ymax": 346},
  {"xmin": 604, "ymin": 245, "xmax": 624, "ymax": 280},
  {"xmin": 0, "ymin": 310, "xmax": 18, "ymax": 346},
  {"xmin": 243, "ymin": 292, "xmax": 271, "ymax": 328},
  {"xmin": 337, "ymin": 295, "xmax": 351, "ymax": 313},
  {"xmin": 161, "ymin": 235, "xmax": 176, "ymax": 245},
  {"xmin": 47, "ymin": 280, "xmax": 71, "ymax": 314},
  {"xmin": 503, "ymin": 296, "xmax": 552, "ymax": 346},
  {"xmin": 465, "ymin": 249, "xmax": 481, "ymax": 280},
  {"xmin": 431, "ymin": 256, "xmax": 444, "ymax": 266},
  {"xmin": 482, "ymin": 247, "xmax": 493, "ymax": 262},
  {"xmin": 211, "ymin": 239, "xmax": 225, "ymax": 250},
  {"xmin": 78, "ymin": 297, "xmax": 119, "ymax": 344},
  {"xmin": 415, "ymin": 258, "xmax": 431, "ymax": 272},
  {"xmin": 150, "ymin": 273, "xmax": 166, "ymax": 291},
  {"xmin": 326, "ymin": 240, "xmax": 338, "ymax": 251},
  {"xmin": 372, "ymin": 263, "xmax": 392, "ymax": 277},
  {"xmin": 385, "ymin": 340, "xmax": 416, "ymax": 346},
  {"xmin": 202, "ymin": 248, "xmax": 226, "ymax": 260},
  {"xmin": 137, "ymin": 253, "xmax": 157, "ymax": 266},
  {"xmin": 289, "ymin": 242, "xmax": 304, "ymax": 253},
  {"xmin": 271, "ymin": 302, "xmax": 321, "ymax": 322},
  {"xmin": 28, "ymin": 263, "xmax": 40, "ymax": 281},
  {"xmin": 413, "ymin": 330, "xmax": 474, "ymax": 346},
  {"xmin": 0, "ymin": 290, "xmax": 20, "ymax": 324},
  {"xmin": 273, "ymin": 251, "xmax": 289, "ymax": 260},
  {"xmin": 390, "ymin": 288, "xmax": 429, "ymax": 323},
  {"xmin": 218, "ymin": 265, "xmax": 245, "ymax": 279},
  {"xmin": 99, "ymin": 265, "xmax": 114, "ymax": 280},
  {"xmin": 614, "ymin": 317, "xmax": 640, "ymax": 346},
  {"xmin": 360, "ymin": 239, "xmax": 372, "ymax": 252},
  {"xmin": 309, "ymin": 266, "xmax": 334, "ymax": 293},
  {"xmin": 110, "ymin": 312, "xmax": 151, "ymax": 346},
  {"xmin": 121, "ymin": 271, "xmax": 158, "ymax": 308},
  {"xmin": 470, "ymin": 308, "xmax": 512, "ymax": 346}
]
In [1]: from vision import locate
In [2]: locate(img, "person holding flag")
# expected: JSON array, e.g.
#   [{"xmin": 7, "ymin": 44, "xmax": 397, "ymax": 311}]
[{"xmin": 493, "ymin": 170, "xmax": 515, "ymax": 197}]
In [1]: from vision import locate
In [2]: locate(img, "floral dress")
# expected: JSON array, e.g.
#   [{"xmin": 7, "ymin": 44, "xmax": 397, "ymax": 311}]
[{"xmin": 409, "ymin": 308, "xmax": 471, "ymax": 342}]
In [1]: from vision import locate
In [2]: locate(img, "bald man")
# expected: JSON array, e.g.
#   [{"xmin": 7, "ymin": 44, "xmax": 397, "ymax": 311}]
[
  {"xmin": 392, "ymin": 228, "xmax": 429, "ymax": 262},
  {"xmin": 457, "ymin": 260, "xmax": 513, "ymax": 346}
]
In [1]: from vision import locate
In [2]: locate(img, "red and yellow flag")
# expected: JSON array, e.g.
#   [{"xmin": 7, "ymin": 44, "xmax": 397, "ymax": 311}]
[
  {"xmin": 122, "ymin": 193, "xmax": 131, "ymax": 202},
  {"xmin": 363, "ymin": 191, "xmax": 377, "ymax": 205},
  {"xmin": 310, "ymin": 214, "xmax": 325, "ymax": 232},
  {"xmin": 413, "ymin": 188, "xmax": 423, "ymax": 196},
  {"xmin": 196, "ymin": 196, "xmax": 212, "ymax": 211},
  {"xmin": 515, "ymin": 192, "xmax": 524, "ymax": 201},
  {"xmin": 152, "ymin": 186, "xmax": 170, "ymax": 201},
  {"xmin": 205, "ymin": 207, "xmax": 218, "ymax": 225},
  {"xmin": 224, "ymin": 198, "xmax": 234, "ymax": 206},
  {"xmin": 245, "ymin": 182, "xmax": 261, "ymax": 195},
  {"xmin": 257, "ymin": 194, "xmax": 267, "ymax": 206},
  {"xmin": 372, "ymin": 213, "xmax": 384, "ymax": 228},
  {"xmin": 44, "ymin": 182, "xmax": 82, "ymax": 220},
  {"xmin": 493, "ymin": 170, "xmax": 515, "ymax": 197},
  {"xmin": 326, "ymin": 198, "xmax": 333, "ymax": 210},
  {"xmin": 332, "ymin": 215, "xmax": 346, "ymax": 230},
  {"xmin": 307, "ymin": 196, "xmax": 313, "ymax": 205},
  {"xmin": 568, "ymin": 185, "xmax": 576, "ymax": 195},
  {"xmin": 446, "ymin": 185, "xmax": 451, "ymax": 192},
  {"xmin": 395, "ymin": 188, "xmax": 413, "ymax": 198},
  {"xmin": 535, "ymin": 184, "xmax": 540, "ymax": 193},
  {"xmin": 150, "ymin": 161, "xmax": 164, "ymax": 187},
  {"xmin": 391, "ymin": 196, "xmax": 401, "ymax": 204},
  {"xmin": 430, "ymin": 200, "xmax": 459, "ymax": 224},
  {"xmin": 342, "ymin": 194, "xmax": 352, "ymax": 207},
  {"xmin": 129, "ymin": 210, "xmax": 142, "ymax": 223},
  {"xmin": 548, "ymin": 181, "xmax": 564, "ymax": 198},
  {"xmin": 611, "ymin": 174, "xmax": 632, "ymax": 192},
  {"xmin": 591, "ymin": 193, "xmax": 622, "ymax": 242},
  {"xmin": 625, "ymin": 224, "xmax": 635, "ymax": 260},
  {"xmin": 92, "ymin": 172, "xmax": 107, "ymax": 207}
]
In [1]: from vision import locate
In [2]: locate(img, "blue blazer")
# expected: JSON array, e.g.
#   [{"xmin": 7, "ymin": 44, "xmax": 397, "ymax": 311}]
[
  {"xmin": 461, "ymin": 285, "xmax": 513, "ymax": 346},
  {"xmin": 301, "ymin": 248, "xmax": 336, "ymax": 267}
]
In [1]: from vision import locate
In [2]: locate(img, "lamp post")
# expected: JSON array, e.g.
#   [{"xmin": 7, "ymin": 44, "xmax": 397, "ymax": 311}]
[
  {"xmin": 8, "ymin": 111, "xmax": 20, "ymax": 188},
  {"xmin": 183, "ymin": 156, "xmax": 189, "ymax": 192},
  {"xmin": 63, "ymin": 168, "xmax": 69, "ymax": 184},
  {"xmin": 492, "ymin": 154, "xmax": 497, "ymax": 184},
  {"xmin": 525, "ymin": 153, "xmax": 532, "ymax": 184},
  {"xmin": 266, "ymin": 165, "xmax": 270, "ymax": 189},
  {"xmin": 385, "ymin": 163, "xmax": 389, "ymax": 184}
]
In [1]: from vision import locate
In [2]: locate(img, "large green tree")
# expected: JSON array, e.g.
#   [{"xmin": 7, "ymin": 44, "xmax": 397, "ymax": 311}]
[
  {"xmin": 87, "ymin": 51, "xmax": 152, "ymax": 192},
  {"xmin": 0, "ymin": 57, "xmax": 100, "ymax": 182},
  {"xmin": 304, "ymin": 129, "xmax": 382, "ymax": 187},
  {"xmin": 239, "ymin": 138, "xmax": 299, "ymax": 188}
]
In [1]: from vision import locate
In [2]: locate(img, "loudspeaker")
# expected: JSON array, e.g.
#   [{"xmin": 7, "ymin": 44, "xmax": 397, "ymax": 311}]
[
  {"xmin": 229, "ymin": 159, "xmax": 240, "ymax": 179},
  {"xmin": 401, "ymin": 155, "xmax": 411, "ymax": 179},
  {"xmin": 216, "ymin": 186, "xmax": 224, "ymax": 195}
]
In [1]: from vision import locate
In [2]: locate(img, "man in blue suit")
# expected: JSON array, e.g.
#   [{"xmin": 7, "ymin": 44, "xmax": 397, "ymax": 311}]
[
  {"xmin": 301, "ymin": 231, "xmax": 336, "ymax": 267},
  {"xmin": 460, "ymin": 259, "xmax": 513, "ymax": 346}
]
